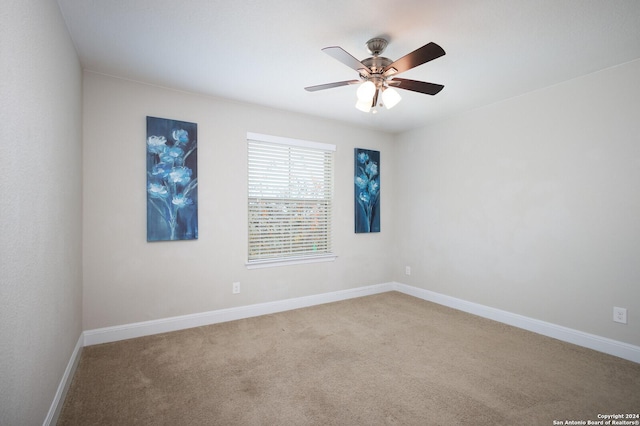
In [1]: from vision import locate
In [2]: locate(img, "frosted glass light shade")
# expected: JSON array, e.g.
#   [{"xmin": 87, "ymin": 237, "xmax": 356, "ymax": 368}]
[
  {"xmin": 356, "ymin": 81, "xmax": 376, "ymax": 101},
  {"xmin": 382, "ymin": 87, "xmax": 401, "ymax": 109},
  {"xmin": 355, "ymin": 99, "xmax": 372, "ymax": 112}
]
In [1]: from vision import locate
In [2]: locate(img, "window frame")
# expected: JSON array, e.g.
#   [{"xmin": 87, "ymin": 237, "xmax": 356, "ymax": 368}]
[{"xmin": 246, "ymin": 132, "xmax": 336, "ymax": 269}]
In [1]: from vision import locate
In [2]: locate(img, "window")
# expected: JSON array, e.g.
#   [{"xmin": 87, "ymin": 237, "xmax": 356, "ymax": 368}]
[{"xmin": 247, "ymin": 133, "xmax": 335, "ymax": 267}]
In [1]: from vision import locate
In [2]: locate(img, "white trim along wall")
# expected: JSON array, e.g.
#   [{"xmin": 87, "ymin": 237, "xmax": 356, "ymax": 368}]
[{"xmin": 81, "ymin": 282, "xmax": 640, "ymax": 362}]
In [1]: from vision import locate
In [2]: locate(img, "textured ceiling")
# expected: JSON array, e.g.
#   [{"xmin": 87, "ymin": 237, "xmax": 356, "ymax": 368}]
[{"xmin": 56, "ymin": 0, "xmax": 640, "ymax": 133}]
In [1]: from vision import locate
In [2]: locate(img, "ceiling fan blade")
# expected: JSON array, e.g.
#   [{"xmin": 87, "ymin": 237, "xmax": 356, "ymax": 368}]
[
  {"xmin": 304, "ymin": 80, "xmax": 360, "ymax": 92},
  {"xmin": 322, "ymin": 47, "xmax": 371, "ymax": 77},
  {"xmin": 392, "ymin": 78, "xmax": 444, "ymax": 95},
  {"xmin": 383, "ymin": 42, "xmax": 445, "ymax": 76}
]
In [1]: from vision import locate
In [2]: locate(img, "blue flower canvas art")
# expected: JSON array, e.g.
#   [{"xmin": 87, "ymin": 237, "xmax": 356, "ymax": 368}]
[
  {"xmin": 146, "ymin": 116, "xmax": 198, "ymax": 241},
  {"xmin": 354, "ymin": 148, "xmax": 380, "ymax": 233}
]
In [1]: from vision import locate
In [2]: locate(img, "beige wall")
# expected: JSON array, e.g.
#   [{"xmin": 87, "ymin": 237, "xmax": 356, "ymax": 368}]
[
  {"xmin": 82, "ymin": 72, "xmax": 396, "ymax": 330},
  {"xmin": 0, "ymin": 0, "xmax": 83, "ymax": 424},
  {"xmin": 394, "ymin": 59, "xmax": 640, "ymax": 346},
  {"xmin": 83, "ymin": 60, "xmax": 640, "ymax": 347}
]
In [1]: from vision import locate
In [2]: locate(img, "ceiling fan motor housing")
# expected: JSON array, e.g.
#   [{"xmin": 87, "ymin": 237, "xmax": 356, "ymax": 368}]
[
  {"xmin": 361, "ymin": 56, "xmax": 394, "ymax": 97},
  {"xmin": 361, "ymin": 56, "xmax": 392, "ymax": 75}
]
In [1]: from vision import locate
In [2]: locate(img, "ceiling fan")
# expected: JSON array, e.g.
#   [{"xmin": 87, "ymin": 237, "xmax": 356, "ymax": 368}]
[{"xmin": 305, "ymin": 37, "xmax": 445, "ymax": 113}]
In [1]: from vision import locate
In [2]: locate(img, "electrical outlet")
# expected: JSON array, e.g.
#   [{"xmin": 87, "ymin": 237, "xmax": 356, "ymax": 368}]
[
  {"xmin": 405, "ymin": 266, "xmax": 411, "ymax": 276},
  {"xmin": 232, "ymin": 282, "xmax": 240, "ymax": 294},
  {"xmin": 613, "ymin": 307, "xmax": 627, "ymax": 324}
]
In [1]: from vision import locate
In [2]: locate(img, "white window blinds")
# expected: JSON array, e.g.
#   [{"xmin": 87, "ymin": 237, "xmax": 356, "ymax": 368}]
[{"xmin": 247, "ymin": 133, "xmax": 335, "ymax": 264}]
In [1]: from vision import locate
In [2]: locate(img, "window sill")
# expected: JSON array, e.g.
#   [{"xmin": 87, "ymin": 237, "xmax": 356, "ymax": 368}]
[{"xmin": 246, "ymin": 255, "xmax": 337, "ymax": 269}]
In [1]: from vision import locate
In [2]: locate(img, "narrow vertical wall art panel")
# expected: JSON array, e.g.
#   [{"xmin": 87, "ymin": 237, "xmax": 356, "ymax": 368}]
[
  {"xmin": 146, "ymin": 116, "xmax": 198, "ymax": 241},
  {"xmin": 354, "ymin": 148, "xmax": 380, "ymax": 233}
]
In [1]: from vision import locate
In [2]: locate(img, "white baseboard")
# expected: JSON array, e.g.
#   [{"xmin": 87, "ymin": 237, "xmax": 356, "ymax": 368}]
[
  {"xmin": 83, "ymin": 282, "xmax": 393, "ymax": 346},
  {"xmin": 82, "ymin": 281, "xmax": 640, "ymax": 364},
  {"xmin": 392, "ymin": 282, "xmax": 640, "ymax": 364},
  {"xmin": 43, "ymin": 334, "xmax": 83, "ymax": 426}
]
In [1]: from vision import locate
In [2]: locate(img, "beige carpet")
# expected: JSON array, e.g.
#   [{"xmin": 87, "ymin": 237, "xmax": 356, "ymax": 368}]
[{"xmin": 58, "ymin": 292, "xmax": 640, "ymax": 425}]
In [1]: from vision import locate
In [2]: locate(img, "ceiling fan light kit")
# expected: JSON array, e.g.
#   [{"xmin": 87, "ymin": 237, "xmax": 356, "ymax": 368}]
[
  {"xmin": 355, "ymin": 99, "xmax": 372, "ymax": 113},
  {"xmin": 305, "ymin": 37, "xmax": 445, "ymax": 113},
  {"xmin": 356, "ymin": 80, "xmax": 376, "ymax": 101},
  {"xmin": 381, "ymin": 87, "xmax": 401, "ymax": 109}
]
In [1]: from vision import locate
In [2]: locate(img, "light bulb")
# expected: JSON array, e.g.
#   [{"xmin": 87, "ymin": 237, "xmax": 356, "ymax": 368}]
[
  {"xmin": 355, "ymin": 99, "xmax": 371, "ymax": 113},
  {"xmin": 382, "ymin": 87, "xmax": 401, "ymax": 109},
  {"xmin": 356, "ymin": 81, "xmax": 376, "ymax": 101}
]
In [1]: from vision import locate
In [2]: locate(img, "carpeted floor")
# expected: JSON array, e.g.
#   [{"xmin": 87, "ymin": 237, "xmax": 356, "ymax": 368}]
[{"xmin": 58, "ymin": 292, "xmax": 640, "ymax": 425}]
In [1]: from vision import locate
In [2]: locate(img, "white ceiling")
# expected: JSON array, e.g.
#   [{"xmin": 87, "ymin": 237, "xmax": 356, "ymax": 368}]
[{"xmin": 56, "ymin": 0, "xmax": 640, "ymax": 134}]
